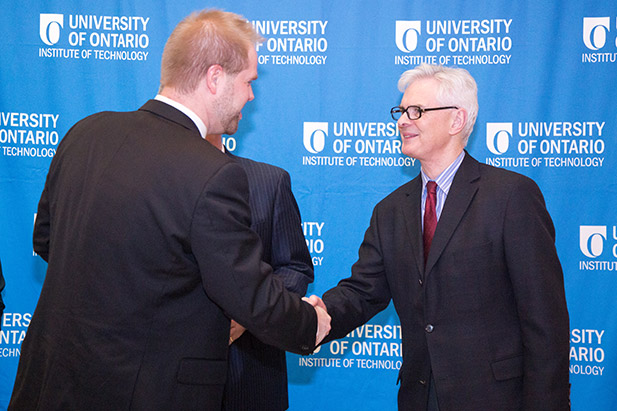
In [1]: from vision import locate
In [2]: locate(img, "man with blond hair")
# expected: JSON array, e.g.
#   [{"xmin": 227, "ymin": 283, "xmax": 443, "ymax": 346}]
[{"xmin": 9, "ymin": 10, "xmax": 329, "ymax": 411}]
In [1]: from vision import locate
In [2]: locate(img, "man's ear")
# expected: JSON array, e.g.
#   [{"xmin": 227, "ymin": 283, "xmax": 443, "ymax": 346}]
[
  {"xmin": 450, "ymin": 108, "xmax": 468, "ymax": 136},
  {"xmin": 205, "ymin": 64, "xmax": 224, "ymax": 94}
]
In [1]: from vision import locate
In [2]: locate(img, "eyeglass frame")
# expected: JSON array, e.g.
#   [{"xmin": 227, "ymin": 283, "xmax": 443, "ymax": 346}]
[{"xmin": 390, "ymin": 105, "xmax": 459, "ymax": 121}]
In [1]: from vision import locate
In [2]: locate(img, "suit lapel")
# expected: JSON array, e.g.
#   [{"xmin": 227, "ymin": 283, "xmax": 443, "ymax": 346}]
[
  {"xmin": 425, "ymin": 153, "xmax": 481, "ymax": 275},
  {"xmin": 401, "ymin": 177, "xmax": 425, "ymax": 276}
]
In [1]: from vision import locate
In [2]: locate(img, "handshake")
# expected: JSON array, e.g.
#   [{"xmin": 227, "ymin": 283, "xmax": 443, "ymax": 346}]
[
  {"xmin": 303, "ymin": 295, "xmax": 331, "ymax": 347},
  {"xmin": 228, "ymin": 295, "xmax": 331, "ymax": 349}
]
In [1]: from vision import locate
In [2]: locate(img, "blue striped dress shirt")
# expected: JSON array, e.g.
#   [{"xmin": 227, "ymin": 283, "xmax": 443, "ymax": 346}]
[{"xmin": 421, "ymin": 150, "xmax": 466, "ymax": 230}]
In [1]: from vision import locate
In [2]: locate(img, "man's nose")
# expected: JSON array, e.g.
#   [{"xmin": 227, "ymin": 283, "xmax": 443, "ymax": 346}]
[{"xmin": 397, "ymin": 115, "xmax": 410, "ymax": 129}]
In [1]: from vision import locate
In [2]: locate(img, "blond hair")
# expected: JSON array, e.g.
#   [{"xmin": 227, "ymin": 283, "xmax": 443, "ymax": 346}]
[{"xmin": 160, "ymin": 9, "xmax": 263, "ymax": 94}]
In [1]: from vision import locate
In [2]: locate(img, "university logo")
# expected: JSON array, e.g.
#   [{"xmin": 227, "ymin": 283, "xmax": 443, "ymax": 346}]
[
  {"xmin": 40, "ymin": 14, "xmax": 64, "ymax": 45},
  {"xmin": 486, "ymin": 122, "xmax": 512, "ymax": 155},
  {"xmin": 395, "ymin": 21, "xmax": 421, "ymax": 52},
  {"xmin": 583, "ymin": 17, "xmax": 611, "ymax": 50},
  {"xmin": 580, "ymin": 225, "xmax": 606, "ymax": 258},
  {"xmin": 303, "ymin": 122, "xmax": 327, "ymax": 154},
  {"xmin": 581, "ymin": 17, "xmax": 617, "ymax": 63},
  {"xmin": 37, "ymin": 13, "xmax": 151, "ymax": 61}
]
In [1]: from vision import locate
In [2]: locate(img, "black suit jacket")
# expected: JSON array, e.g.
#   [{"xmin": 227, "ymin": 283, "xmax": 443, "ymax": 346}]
[
  {"xmin": 323, "ymin": 153, "xmax": 570, "ymax": 411},
  {"xmin": 224, "ymin": 154, "xmax": 313, "ymax": 411},
  {"xmin": 9, "ymin": 100, "xmax": 317, "ymax": 411}
]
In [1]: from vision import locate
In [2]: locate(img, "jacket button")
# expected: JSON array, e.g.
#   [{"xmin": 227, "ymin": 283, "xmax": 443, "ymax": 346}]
[
  {"xmin": 425, "ymin": 324, "xmax": 434, "ymax": 333},
  {"xmin": 419, "ymin": 380, "xmax": 427, "ymax": 385},
  {"xmin": 418, "ymin": 278, "xmax": 423, "ymax": 286}
]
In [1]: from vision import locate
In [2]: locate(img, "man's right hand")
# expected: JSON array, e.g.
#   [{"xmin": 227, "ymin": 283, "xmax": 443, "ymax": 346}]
[{"xmin": 303, "ymin": 295, "xmax": 331, "ymax": 346}]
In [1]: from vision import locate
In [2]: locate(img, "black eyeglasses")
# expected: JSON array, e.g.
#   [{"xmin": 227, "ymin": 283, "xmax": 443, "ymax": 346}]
[{"xmin": 390, "ymin": 105, "xmax": 458, "ymax": 121}]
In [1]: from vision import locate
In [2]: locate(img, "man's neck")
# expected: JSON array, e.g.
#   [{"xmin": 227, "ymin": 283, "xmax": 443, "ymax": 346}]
[
  {"xmin": 157, "ymin": 88, "xmax": 208, "ymax": 138},
  {"xmin": 159, "ymin": 87, "xmax": 208, "ymax": 126},
  {"xmin": 421, "ymin": 148, "xmax": 464, "ymax": 180}
]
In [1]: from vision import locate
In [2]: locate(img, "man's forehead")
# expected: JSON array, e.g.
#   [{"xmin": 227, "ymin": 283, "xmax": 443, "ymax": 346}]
[
  {"xmin": 247, "ymin": 48, "xmax": 258, "ymax": 79},
  {"xmin": 405, "ymin": 77, "xmax": 439, "ymax": 92},
  {"xmin": 236, "ymin": 62, "xmax": 257, "ymax": 80},
  {"xmin": 401, "ymin": 78, "xmax": 438, "ymax": 102}
]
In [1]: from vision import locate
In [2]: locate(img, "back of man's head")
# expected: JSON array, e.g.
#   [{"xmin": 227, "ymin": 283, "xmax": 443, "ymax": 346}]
[{"xmin": 160, "ymin": 9, "xmax": 263, "ymax": 94}]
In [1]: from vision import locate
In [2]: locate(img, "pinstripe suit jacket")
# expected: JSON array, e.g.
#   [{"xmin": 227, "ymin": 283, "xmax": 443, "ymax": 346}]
[{"xmin": 223, "ymin": 153, "xmax": 314, "ymax": 411}]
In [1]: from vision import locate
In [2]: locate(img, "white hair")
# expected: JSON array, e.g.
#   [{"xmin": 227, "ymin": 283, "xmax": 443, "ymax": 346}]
[{"xmin": 398, "ymin": 64, "xmax": 478, "ymax": 144}]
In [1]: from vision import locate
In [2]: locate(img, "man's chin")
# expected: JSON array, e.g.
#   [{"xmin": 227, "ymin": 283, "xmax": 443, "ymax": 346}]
[
  {"xmin": 401, "ymin": 146, "xmax": 416, "ymax": 159},
  {"xmin": 224, "ymin": 119, "xmax": 240, "ymax": 135}
]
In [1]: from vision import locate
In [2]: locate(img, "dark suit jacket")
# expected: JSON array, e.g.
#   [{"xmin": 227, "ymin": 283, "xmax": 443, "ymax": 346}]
[
  {"xmin": 323, "ymin": 153, "xmax": 570, "ymax": 411},
  {"xmin": 224, "ymin": 154, "xmax": 313, "ymax": 411},
  {"xmin": 9, "ymin": 100, "xmax": 317, "ymax": 411}
]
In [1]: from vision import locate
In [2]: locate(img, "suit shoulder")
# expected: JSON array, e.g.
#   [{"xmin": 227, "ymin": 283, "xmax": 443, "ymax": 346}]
[
  {"xmin": 66, "ymin": 110, "xmax": 124, "ymax": 130},
  {"xmin": 233, "ymin": 156, "xmax": 288, "ymax": 178},
  {"xmin": 67, "ymin": 109, "xmax": 166, "ymax": 140},
  {"xmin": 374, "ymin": 176, "xmax": 420, "ymax": 210},
  {"xmin": 476, "ymin": 161, "xmax": 540, "ymax": 191},
  {"xmin": 234, "ymin": 155, "xmax": 285, "ymax": 174},
  {"xmin": 56, "ymin": 110, "xmax": 135, "ymax": 151},
  {"xmin": 66, "ymin": 108, "xmax": 235, "ymax": 176}
]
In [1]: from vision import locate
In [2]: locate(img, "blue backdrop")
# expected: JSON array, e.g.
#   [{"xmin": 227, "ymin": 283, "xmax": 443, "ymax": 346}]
[{"xmin": 1, "ymin": 1, "xmax": 616, "ymax": 409}]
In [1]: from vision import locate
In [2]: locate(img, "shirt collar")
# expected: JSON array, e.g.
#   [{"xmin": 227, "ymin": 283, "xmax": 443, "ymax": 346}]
[
  {"xmin": 421, "ymin": 150, "xmax": 466, "ymax": 195},
  {"xmin": 154, "ymin": 94, "xmax": 207, "ymax": 139}
]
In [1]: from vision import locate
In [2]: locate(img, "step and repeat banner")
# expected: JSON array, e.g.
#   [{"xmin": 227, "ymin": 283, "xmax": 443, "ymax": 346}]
[{"xmin": 1, "ymin": 1, "xmax": 616, "ymax": 409}]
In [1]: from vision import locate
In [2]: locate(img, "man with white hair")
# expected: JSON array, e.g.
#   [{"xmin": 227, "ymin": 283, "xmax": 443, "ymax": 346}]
[{"xmin": 307, "ymin": 64, "xmax": 570, "ymax": 410}]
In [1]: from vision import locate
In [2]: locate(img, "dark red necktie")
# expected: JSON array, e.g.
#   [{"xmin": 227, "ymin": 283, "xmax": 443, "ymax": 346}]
[{"xmin": 423, "ymin": 181, "xmax": 437, "ymax": 266}]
